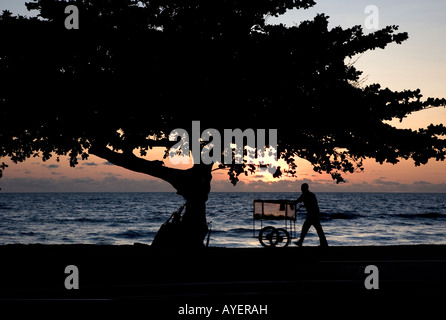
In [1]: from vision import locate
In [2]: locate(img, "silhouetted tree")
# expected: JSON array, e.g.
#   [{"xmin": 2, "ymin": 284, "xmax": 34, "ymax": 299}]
[{"xmin": 1, "ymin": 0, "xmax": 445, "ymax": 247}]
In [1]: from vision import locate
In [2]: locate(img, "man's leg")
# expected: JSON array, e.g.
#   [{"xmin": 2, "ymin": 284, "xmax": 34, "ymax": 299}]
[
  {"xmin": 313, "ymin": 219, "xmax": 328, "ymax": 247},
  {"xmin": 296, "ymin": 219, "xmax": 312, "ymax": 246}
]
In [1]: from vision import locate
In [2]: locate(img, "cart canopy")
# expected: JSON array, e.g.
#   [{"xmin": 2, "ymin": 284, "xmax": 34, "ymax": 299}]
[{"xmin": 253, "ymin": 200, "xmax": 297, "ymax": 220}]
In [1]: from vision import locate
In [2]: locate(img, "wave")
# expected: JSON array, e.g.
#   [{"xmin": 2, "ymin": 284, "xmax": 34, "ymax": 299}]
[
  {"xmin": 213, "ymin": 227, "xmax": 253, "ymax": 235},
  {"xmin": 75, "ymin": 217, "xmax": 108, "ymax": 223},
  {"xmin": 20, "ymin": 231, "xmax": 36, "ymax": 236},
  {"xmin": 321, "ymin": 212, "xmax": 363, "ymax": 220},
  {"xmin": 55, "ymin": 217, "xmax": 108, "ymax": 223},
  {"xmin": 320, "ymin": 211, "xmax": 446, "ymax": 220},
  {"xmin": 0, "ymin": 203, "xmax": 13, "ymax": 211},
  {"xmin": 396, "ymin": 212, "xmax": 446, "ymax": 219},
  {"xmin": 115, "ymin": 230, "xmax": 147, "ymax": 239},
  {"xmin": 208, "ymin": 229, "xmax": 226, "ymax": 235},
  {"xmin": 227, "ymin": 227, "xmax": 253, "ymax": 233}
]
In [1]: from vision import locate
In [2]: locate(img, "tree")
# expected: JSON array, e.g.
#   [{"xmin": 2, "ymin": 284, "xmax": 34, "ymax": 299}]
[{"xmin": 1, "ymin": 0, "xmax": 445, "ymax": 248}]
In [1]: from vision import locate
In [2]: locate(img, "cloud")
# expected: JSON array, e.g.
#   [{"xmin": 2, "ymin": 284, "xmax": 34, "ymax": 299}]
[
  {"xmin": 413, "ymin": 180, "xmax": 432, "ymax": 185},
  {"xmin": 82, "ymin": 162, "xmax": 99, "ymax": 166},
  {"xmin": 372, "ymin": 179, "xmax": 401, "ymax": 186},
  {"xmin": 1, "ymin": 174, "xmax": 445, "ymax": 193},
  {"xmin": 42, "ymin": 164, "xmax": 60, "ymax": 169},
  {"xmin": 210, "ymin": 176, "xmax": 446, "ymax": 193},
  {"xmin": 0, "ymin": 176, "xmax": 174, "ymax": 192}
]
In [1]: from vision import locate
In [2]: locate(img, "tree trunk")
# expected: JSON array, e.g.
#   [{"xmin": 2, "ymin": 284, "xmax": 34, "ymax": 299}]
[
  {"xmin": 152, "ymin": 163, "xmax": 213, "ymax": 249},
  {"xmin": 90, "ymin": 145, "xmax": 213, "ymax": 249}
]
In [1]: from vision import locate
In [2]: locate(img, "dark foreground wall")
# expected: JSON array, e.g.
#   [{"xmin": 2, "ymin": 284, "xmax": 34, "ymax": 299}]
[{"xmin": 1, "ymin": 244, "xmax": 445, "ymax": 317}]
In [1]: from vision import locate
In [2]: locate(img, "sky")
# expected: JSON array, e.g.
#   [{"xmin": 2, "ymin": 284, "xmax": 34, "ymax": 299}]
[{"xmin": 0, "ymin": 0, "xmax": 445, "ymax": 192}]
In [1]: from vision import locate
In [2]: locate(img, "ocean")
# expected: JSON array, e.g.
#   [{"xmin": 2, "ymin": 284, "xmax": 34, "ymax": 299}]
[{"xmin": 0, "ymin": 192, "xmax": 445, "ymax": 247}]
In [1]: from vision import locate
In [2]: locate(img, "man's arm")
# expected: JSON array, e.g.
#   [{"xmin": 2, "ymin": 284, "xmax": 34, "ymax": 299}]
[{"xmin": 296, "ymin": 194, "xmax": 303, "ymax": 203}]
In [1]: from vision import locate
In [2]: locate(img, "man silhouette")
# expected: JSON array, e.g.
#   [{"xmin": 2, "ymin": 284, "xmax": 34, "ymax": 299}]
[{"xmin": 295, "ymin": 183, "xmax": 328, "ymax": 247}]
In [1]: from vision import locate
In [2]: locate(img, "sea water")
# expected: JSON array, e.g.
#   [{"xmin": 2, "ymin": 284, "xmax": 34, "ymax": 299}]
[{"xmin": 0, "ymin": 192, "xmax": 445, "ymax": 247}]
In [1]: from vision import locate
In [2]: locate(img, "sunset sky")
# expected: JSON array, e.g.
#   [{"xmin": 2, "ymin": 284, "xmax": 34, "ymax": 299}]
[{"xmin": 0, "ymin": 0, "xmax": 445, "ymax": 192}]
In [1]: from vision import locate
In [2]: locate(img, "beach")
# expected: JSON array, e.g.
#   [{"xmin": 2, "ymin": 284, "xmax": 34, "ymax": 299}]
[
  {"xmin": 1, "ymin": 244, "xmax": 445, "ymax": 316},
  {"xmin": 2, "ymin": 193, "xmax": 445, "ymax": 316}
]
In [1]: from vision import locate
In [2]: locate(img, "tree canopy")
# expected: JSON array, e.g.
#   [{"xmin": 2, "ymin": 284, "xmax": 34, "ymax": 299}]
[{"xmin": 1, "ymin": 0, "xmax": 445, "ymax": 186}]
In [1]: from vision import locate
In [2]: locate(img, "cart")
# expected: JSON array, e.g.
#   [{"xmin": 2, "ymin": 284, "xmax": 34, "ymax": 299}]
[{"xmin": 253, "ymin": 199, "xmax": 298, "ymax": 247}]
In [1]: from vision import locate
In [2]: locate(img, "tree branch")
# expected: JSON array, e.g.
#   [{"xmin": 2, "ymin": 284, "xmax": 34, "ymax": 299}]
[{"xmin": 89, "ymin": 145, "xmax": 185, "ymax": 189}]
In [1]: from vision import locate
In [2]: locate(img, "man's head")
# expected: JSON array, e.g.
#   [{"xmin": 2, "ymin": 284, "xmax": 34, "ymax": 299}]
[{"xmin": 301, "ymin": 183, "xmax": 309, "ymax": 193}]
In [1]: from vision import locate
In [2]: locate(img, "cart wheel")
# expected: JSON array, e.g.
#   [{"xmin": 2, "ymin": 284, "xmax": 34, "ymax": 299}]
[
  {"xmin": 258, "ymin": 226, "xmax": 277, "ymax": 247},
  {"xmin": 272, "ymin": 228, "xmax": 291, "ymax": 248}
]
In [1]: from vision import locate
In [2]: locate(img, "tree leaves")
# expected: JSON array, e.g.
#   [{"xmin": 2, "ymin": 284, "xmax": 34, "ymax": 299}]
[{"xmin": 0, "ymin": 0, "xmax": 444, "ymax": 185}]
